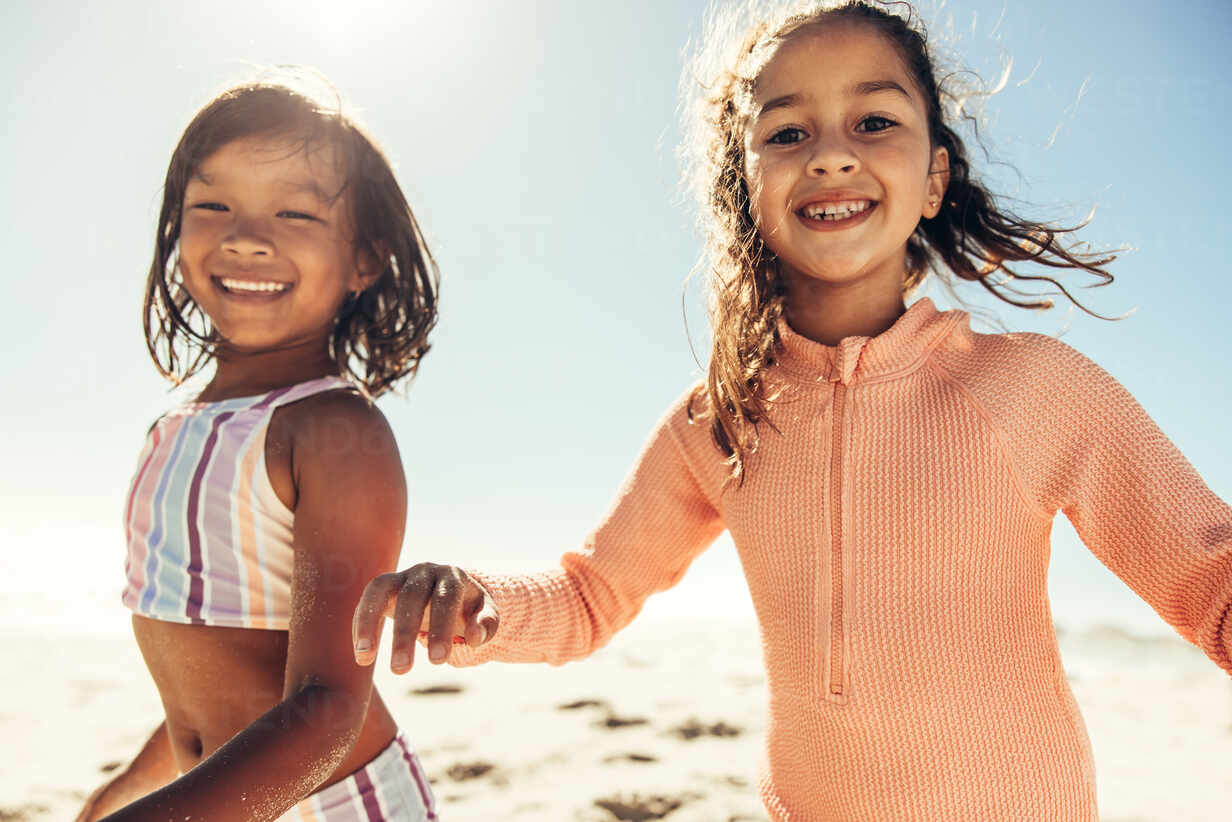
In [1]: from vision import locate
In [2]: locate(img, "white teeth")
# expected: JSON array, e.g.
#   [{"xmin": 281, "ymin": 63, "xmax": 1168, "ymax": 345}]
[
  {"xmin": 802, "ymin": 200, "xmax": 872, "ymax": 220},
  {"xmin": 219, "ymin": 278, "xmax": 290, "ymax": 293}
]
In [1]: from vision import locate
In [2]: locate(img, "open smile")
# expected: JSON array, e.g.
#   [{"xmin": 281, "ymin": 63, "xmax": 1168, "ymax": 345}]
[
  {"xmin": 795, "ymin": 199, "xmax": 877, "ymax": 231},
  {"xmin": 211, "ymin": 275, "xmax": 293, "ymax": 299}
]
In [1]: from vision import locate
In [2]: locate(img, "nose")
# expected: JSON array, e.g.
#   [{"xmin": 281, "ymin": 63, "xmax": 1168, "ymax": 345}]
[
  {"xmin": 807, "ymin": 131, "xmax": 860, "ymax": 177},
  {"xmin": 221, "ymin": 216, "xmax": 275, "ymax": 257}
]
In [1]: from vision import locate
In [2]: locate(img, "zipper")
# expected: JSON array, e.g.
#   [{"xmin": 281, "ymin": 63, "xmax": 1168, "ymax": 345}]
[{"xmin": 828, "ymin": 381, "xmax": 848, "ymax": 696}]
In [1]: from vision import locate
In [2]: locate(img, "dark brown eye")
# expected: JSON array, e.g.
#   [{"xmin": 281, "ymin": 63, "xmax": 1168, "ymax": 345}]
[
  {"xmin": 857, "ymin": 116, "xmax": 897, "ymax": 133},
  {"xmin": 767, "ymin": 126, "xmax": 807, "ymax": 145}
]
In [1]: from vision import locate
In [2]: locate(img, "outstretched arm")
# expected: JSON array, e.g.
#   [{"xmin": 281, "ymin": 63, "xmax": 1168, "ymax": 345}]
[
  {"xmin": 101, "ymin": 393, "xmax": 407, "ymax": 821},
  {"xmin": 1033, "ymin": 339, "xmax": 1232, "ymax": 672},
  {"xmin": 353, "ymin": 389, "xmax": 726, "ymax": 672}
]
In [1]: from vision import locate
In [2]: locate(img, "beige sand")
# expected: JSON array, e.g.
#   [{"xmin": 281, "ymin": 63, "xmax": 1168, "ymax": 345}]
[{"xmin": 3, "ymin": 619, "xmax": 1229, "ymax": 821}]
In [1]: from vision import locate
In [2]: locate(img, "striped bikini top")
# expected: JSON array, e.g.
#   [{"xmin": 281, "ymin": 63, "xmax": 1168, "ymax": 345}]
[{"xmin": 123, "ymin": 376, "xmax": 354, "ymax": 630}]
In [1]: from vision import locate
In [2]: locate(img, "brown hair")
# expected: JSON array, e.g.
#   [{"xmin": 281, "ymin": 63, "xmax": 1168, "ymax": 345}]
[
  {"xmin": 681, "ymin": 0, "xmax": 1118, "ymax": 484},
  {"xmin": 144, "ymin": 75, "xmax": 439, "ymax": 397}
]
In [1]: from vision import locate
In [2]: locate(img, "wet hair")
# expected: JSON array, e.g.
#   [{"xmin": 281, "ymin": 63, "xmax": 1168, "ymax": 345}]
[
  {"xmin": 680, "ymin": 0, "xmax": 1118, "ymax": 484},
  {"xmin": 144, "ymin": 75, "xmax": 439, "ymax": 397}
]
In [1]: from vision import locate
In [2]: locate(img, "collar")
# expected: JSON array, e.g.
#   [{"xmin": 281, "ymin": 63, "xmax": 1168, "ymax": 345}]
[{"xmin": 773, "ymin": 297, "xmax": 967, "ymax": 385}]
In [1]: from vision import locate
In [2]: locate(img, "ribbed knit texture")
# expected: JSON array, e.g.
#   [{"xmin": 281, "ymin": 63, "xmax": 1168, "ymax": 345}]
[{"xmin": 446, "ymin": 297, "xmax": 1232, "ymax": 821}]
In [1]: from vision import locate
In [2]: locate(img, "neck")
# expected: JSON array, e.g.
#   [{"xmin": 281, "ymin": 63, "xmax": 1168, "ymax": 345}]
[
  {"xmin": 197, "ymin": 337, "xmax": 341, "ymax": 402},
  {"xmin": 781, "ymin": 267, "xmax": 907, "ymax": 346}
]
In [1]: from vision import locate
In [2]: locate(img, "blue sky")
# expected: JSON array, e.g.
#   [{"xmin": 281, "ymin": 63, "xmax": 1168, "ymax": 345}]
[{"xmin": 1, "ymin": 0, "xmax": 1229, "ymax": 639}]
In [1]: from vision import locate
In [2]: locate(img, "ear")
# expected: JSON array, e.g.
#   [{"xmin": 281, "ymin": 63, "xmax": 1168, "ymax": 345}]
[{"xmin": 923, "ymin": 145, "xmax": 950, "ymax": 220}]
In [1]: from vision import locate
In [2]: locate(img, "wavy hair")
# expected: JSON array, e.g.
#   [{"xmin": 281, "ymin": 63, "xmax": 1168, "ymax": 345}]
[
  {"xmin": 680, "ymin": 0, "xmax": 1118, "ymax": 484},
  {"xmin": 144, "ymin": 75, "xmax": 439, "ymax": 397}
]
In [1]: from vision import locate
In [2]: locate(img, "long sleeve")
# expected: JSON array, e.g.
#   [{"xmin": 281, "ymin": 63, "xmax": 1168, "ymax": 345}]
[
  {"xmin": 1020, "ymin": 336, "xmax": 1232, "ymax": 673},
  {"xmin": 447, "ymin": 391, "xmax": 726, "ymax": 666}
]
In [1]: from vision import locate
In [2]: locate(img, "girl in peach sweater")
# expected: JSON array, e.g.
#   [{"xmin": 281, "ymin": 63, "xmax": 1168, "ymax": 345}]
[{"xmin": 353, "ymin": 2, "xmax": 1232, "ymax": 819}]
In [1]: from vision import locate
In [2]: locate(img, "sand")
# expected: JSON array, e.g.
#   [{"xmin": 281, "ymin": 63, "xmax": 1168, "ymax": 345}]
[{"xmin": 3, "ymin": 619, "xmax": 1230, "ymax": 821}]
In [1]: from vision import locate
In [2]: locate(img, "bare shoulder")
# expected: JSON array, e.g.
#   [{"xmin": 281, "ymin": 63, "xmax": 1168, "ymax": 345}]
[
  {"xmin": 273, "ymin": 387, "xmax": 396, "ymax": 449},
  {"xmin": 267, "ymin": 389, "xmax": 404, "ymax": 510}
]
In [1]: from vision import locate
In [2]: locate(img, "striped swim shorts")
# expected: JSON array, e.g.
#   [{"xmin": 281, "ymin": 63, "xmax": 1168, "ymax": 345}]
[{"xmin": 279, "ymin": 731, "xmax": 439, "ymax": 820}]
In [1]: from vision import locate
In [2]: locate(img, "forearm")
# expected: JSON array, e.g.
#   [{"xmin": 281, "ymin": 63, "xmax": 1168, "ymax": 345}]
[
  {"xmin": 448, "ymin": 558, "xmax": 651, "ymax": 667},
  {"xmin": 448, "ymin": 498, "xmax": 726, "ymax": 667},
  {"xmin": 79, "ymin": 722, "xmax": 176, "ymax": 821},
  {"xmin": 98, "ymin": 684, "xmax": 368, "ymax": 822},
  {"xmin": 1183, "ymin": 541, "xmax": 1232, "ymax": 676},
  {"xmin": 438, "ymin": 568, "xmax": 583, "ymax": 667},
  {"xmin": 1222, "ymin": 605, "xmax": 1232, "ymax": 675},
  {"xmin": 366, "ymin": 396, "xmax": 726, "ymax": 672}
]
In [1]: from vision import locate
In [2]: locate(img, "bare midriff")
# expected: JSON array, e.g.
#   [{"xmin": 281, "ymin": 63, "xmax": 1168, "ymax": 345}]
[{"xmin": 131, "ymin": 614, "xmax": 398, "ymax": 787}]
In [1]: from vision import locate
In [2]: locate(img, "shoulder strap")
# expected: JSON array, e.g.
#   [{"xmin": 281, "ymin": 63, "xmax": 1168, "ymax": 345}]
[{"xmin": 257, "ymin": 376, "xmax": 356, "ymax": 413}]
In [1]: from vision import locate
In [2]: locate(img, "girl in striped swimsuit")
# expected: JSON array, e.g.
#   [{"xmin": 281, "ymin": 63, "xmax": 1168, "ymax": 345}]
[{"xmin": 77, "ymin": 77, "xmax": 441, "ymax": 821}]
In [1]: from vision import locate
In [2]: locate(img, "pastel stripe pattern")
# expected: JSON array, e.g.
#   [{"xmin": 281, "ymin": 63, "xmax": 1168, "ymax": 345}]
[
  {"xmin": 395, "ymin": 736, "xmax": 438, "ymax": 820},
  {"xmin": 280, "ymin": 732, "xmax": 438, "ymax": 821},
  {"xmin": 141, "ymin": 414, "xmax": 196, "ymax": 617},
  {"xmin": 235, "ymin": 431, "xmax": 268, "ymax": 627},
  {"xmin": 122, "ymin": 425, "xmax": 165, "ymax": 599},
  {"xmin": 122, "ymin": 376, "xmax": 351, "ymax": 629}
]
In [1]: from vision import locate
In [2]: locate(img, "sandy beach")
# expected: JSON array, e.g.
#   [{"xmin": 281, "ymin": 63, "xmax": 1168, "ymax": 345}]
[{"xmin": 4, "ymin": 618, "xmax": 1230, "ymax": 821}]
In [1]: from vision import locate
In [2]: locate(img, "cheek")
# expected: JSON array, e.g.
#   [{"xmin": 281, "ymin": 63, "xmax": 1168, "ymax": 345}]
[
  {"xmin": 327, "ymin": 243, "xmax": 363, "ymax": 290},
  {"xmin": 743, "ymin": 158, "xmax": 777, "ymax": 224},
  {"xmin": 178, "ymin": 219, "xmax": 201, "ymax": 252},
  {"xmin": 875, "ymin": 147, "xmax": 929, "ymax": 205},
  {"xmin": 178, "ymin": 219, "xmax": 218, "ymax": 266},
  {"xmin": 174, "ymin": 254, "xmax": 211, "ymax": 306}
]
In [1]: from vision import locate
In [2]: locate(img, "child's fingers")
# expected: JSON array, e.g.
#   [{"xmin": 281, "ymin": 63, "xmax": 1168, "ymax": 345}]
[
  {"xmin": 426, "ymin": 569, "xmax": 466, "ymax": 663},
  {"xmin": 390, "ymin": 567, "xmax": 434, "ymax": 674},
  {"xmin": 352, "ymin": 572, "xmax": 403, "ymax": 665},
  {"xmin": 465, "ymin": 594, "xmax": 499, "ymax": 647}
]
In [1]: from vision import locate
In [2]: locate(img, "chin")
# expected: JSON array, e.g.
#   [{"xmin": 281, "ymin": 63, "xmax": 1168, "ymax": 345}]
[
  {"xmin": 213, "ymin": 333, "xmax": 287, "ymax": 353},
  {"xmin": 786, "ymin": 263, "xmax": 871, "ymax": 288}
]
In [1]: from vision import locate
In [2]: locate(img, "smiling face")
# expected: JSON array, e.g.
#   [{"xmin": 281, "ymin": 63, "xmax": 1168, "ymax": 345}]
[
  {"xmin": 178, "ymin": 135, "xmax": 370, "ymax": 355},
  {"xmin": 743, "ymin": 21, "xmax": 949, "ymax": 296}
]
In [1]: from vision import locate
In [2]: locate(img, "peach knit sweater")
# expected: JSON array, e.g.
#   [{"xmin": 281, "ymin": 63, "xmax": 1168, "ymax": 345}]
[{"xmin": 448, "ymin": 297, "xmax": 1232, "ymax": 821}]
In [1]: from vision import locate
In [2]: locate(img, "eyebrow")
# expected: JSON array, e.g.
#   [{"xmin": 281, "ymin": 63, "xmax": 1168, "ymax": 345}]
[
  {"xmin": 757, "ymin": 79, "xmax": 914, "ymax": 117},
  {"xmin": 281, "ymin": 179, "xmax": 332, "ymax": 201},
  {"xmin": 186, "ymin": 171, "xmax": 332, "ymax": 201}
]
